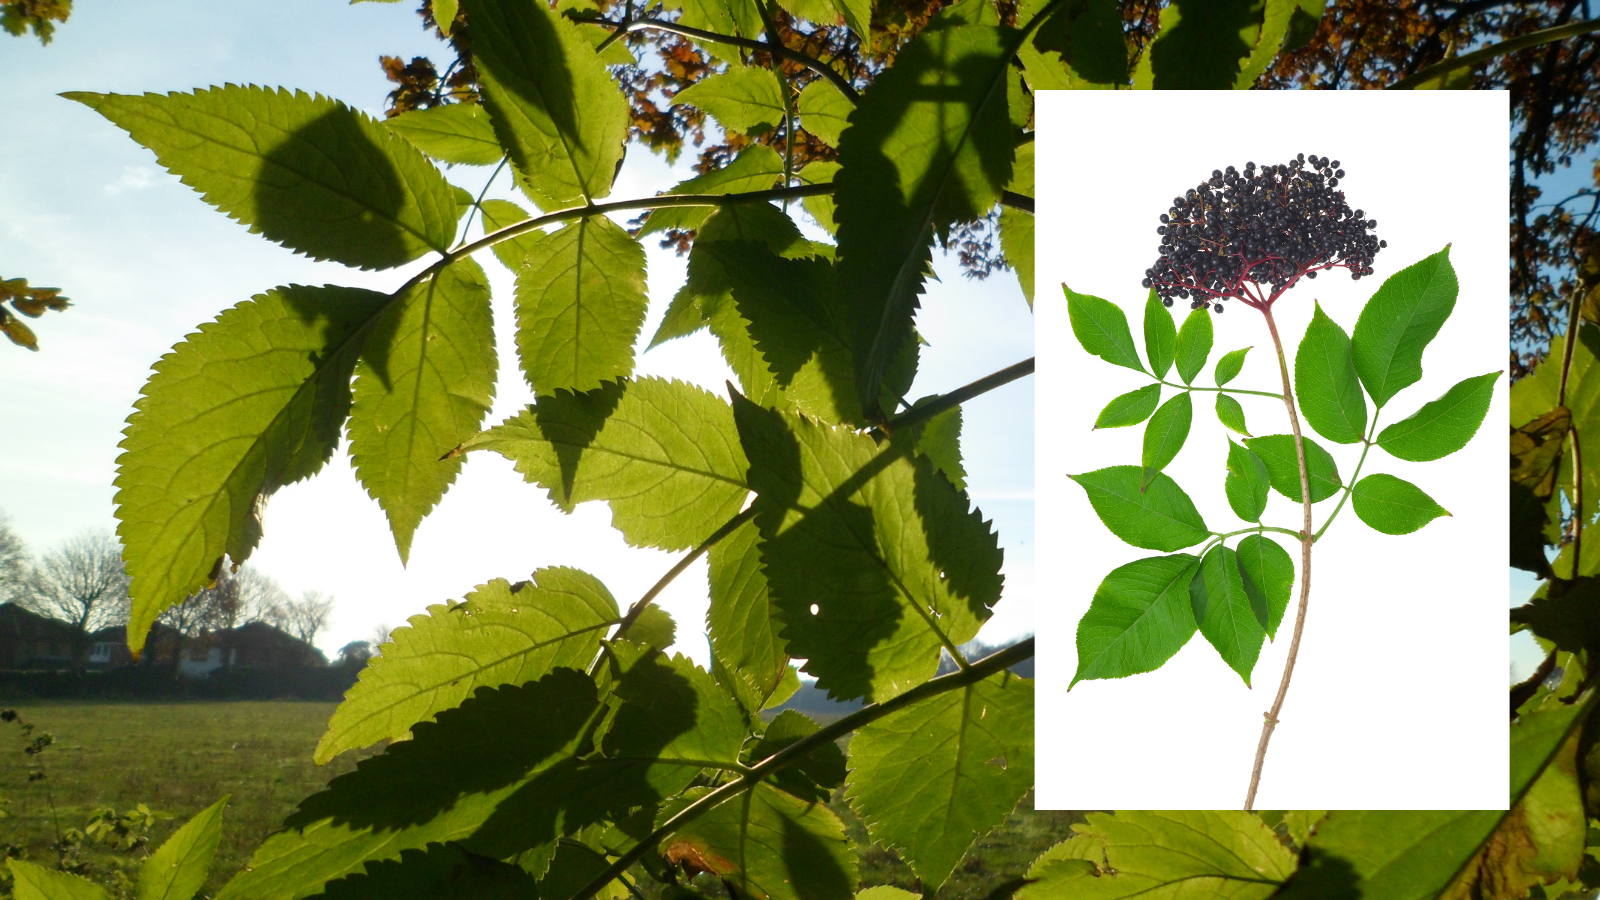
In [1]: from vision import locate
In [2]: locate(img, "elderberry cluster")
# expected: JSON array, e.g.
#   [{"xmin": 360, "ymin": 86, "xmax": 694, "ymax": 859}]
[{"xmin": 1142, "ymin": 154, "xmax": 1386, "ymax": 313}]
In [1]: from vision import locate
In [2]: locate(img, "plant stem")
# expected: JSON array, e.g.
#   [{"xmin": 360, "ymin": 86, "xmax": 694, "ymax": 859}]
[
  {"xmin": 566, "ymin": 639, "xmax": 1035, "ymax": 900},
  {"xmin": 1244, "ymin": 305, "xmax": 1314, "ymax": 811},
  {"xmin": 453, "ymin": 155, "xmax": 509, "ymax": 251},
  {"xmin": 604, "ymin": 17, "xmax": 861, "ymax": 103},
  {"xmin": 1559, "ymin": 268, "xmax": 1589, "ymax": 571},
  {"xmin": 1387, "ymin": 17, "xmax": 1600, "ymax": 89},
  {"xmin": 1158, "ymin": 380, "xmax": 1282, "ymax": 400},
  {"xmin": 1311, "ymin": 416, "xmax": 1379, "ymax": 543},
  {"xmin": 1215, "ymin": 525, "xmax": 1304, "ymax": 541},
  {"xmin": 878, "ymin": 357, "xmax": 1034, "ymax": 435}
]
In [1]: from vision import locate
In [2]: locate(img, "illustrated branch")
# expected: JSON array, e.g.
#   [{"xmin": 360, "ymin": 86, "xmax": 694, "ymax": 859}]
[{"xmin": 567, "ymin": 638, "xmax": 1036, "ymax": 900}]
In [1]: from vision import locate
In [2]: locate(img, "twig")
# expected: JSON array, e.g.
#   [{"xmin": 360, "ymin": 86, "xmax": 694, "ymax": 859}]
[
  {"xmin": 602, "ymin": 17, "xmax": 861, "ymax": 103},
  {"xmin": 1387, "ymin": 17, "xmax": 1600, "ymax": 89},
  {"xmin": 877, "ymin": 357, "xmax": 1035, "ymax": 436}
]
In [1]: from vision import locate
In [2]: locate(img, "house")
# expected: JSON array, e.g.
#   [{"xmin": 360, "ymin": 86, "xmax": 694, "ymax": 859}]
[
  {"xmin": 85, "ymin": 620, "xmax": 326, "ymax": 678},
  {"xmin": 0, "ymin": 603, "xmax": 79, "ymax": 669}
]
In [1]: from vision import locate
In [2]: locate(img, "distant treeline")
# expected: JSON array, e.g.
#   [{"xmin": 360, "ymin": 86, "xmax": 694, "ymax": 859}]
[
  {"xmin": 0, "ymin": 662, "xmax": 362, "ymax": 701},
  {"xmin": 778, "ymin": 636, "xmax": 1035, "ymax": 717}
]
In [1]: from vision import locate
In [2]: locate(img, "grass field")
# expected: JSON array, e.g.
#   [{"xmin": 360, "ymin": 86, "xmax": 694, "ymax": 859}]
[{"xmin": 0, "ymin": 702, "xmax": 1079, "ymax": 900}]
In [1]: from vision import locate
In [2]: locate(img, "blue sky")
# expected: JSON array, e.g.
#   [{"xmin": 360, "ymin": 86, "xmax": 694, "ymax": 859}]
[{"xmin": 0, "ymin": 0, "xmax": 1035, "ymax": 662}]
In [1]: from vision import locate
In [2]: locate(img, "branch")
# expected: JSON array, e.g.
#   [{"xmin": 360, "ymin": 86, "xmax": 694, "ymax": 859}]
[
  {"xmin": 1387, "ymin": 17, "xmax": 1600, "ymax": 89},
  {"xmin": 605, "ymin": 17, "xmax": 861, "ymax": 103},
  {"xmin": 878, "ymin": 357, "xmax": 1034, "ymax": 435},
  {"xmin": 609, "ymin": 509, "xmax": 756, "ymax": 646},
  {"xmin": 566, "ymin": 638, "xmax": 1036, "ymax": 900},
  {"xmin": 999, "ymin": 190, "xmax": 1034, "ymax": 214}
]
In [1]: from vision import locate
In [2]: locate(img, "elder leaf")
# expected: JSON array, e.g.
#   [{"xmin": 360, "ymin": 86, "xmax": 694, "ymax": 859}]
[
  {"xmin": 1143, "ymin": 289, "xmax": 1176, "ymax": 379},
  {"xmin": 1173, "ymin": 305, "xmax": 1213, "ymax": 385},
  {"xmin": 1376, "ymin": 370, "xmax": 1501, "ymax": 462},
  {"xmin": 1094, "ymin": 384, "xmax": 1161, "ymax": 429},
  {"xmin": 1244, "ymin": 434, "xmax": 1341, "ymax": 503},
  {"xmin": 1214, "ymin": 346, "xmax": 1250, "ymax": 386},
  {"xmin": 1064, "ymin": 285, "xmax": 1144, "ymax": 374},
  {"xmin": 672, "ymin": 65, "xmax": 787, "ymax": 135},
  {"xmin": 1190, "ymin": 544, "xmax": 1263, "ymax": 685},
  {"xmin": 1350, "ymin": 473, "xmax": 1449, "ymax": 535},
  {"xmin": 1235, "ymin": 533, "xmax": 1292, "ymax": 639},
  {"xmin": 1223, "ymin": 439, "xmax": 1269, "ymax": 522},
  {"xmin": 386, "ymin": 103, "xmax": 505, "ymax": 167},
  {"xmin": 659, "ymin": 783, "xmax": 858, "ymax": 900},
  {"xmin": 1071, "ymin": 554, "xmax": 1198, "ymax": 686},
  {"xmin": 1215, "ymin": 392, "xmax": 1250, "ymax": 436},
  {"xmin": 707, "ymin": 516, "xmax": 789, "ymax": 712},
  {"xmin": 1068, "ymin": 466, "xmax": 1209, "ymax": 552},
  {"xmin": 1141, "ymin": 391, "xmax": 1192, "ymax": 489},
  {"xmin": 1350, "ymin": 246, "xmax": 1458, "ymax": 409},
  {"xmin": 1295, "ymin": 301, "xmax": 1366, "ymax": 444},
  {"xmin": 797, "ymin": 78, "xmax": 853, "ymax": 147},
  {"xmin": 638, "ymin": 145, "xmax": 785, "ymax": 237},
  {"xmin": 650, "ymin": 202, "xmax": 807, "ymax": 349}
]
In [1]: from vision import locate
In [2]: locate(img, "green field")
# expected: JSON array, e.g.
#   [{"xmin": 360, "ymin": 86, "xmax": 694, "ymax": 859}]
[{"xmin": 0, "ymin": 702, "xmax": 1078, "ymax": 899}]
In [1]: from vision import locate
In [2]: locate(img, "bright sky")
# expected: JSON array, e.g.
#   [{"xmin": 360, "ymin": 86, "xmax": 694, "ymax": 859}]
[{"xmin": 0, "ymin": 0, "xmax": 1035, "ymax": 664}]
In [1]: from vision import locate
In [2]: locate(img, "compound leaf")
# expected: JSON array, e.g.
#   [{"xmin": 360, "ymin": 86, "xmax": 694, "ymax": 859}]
[
  {"xmin": 1244, "ymin": 434, "xmax": 1341, "ymax": 503},
  {"xmin": 316, "ymin": 570, "xmax": 619, "ymax": 763},
  {"xmin": 1071, "ymin": 554, "xmax": 1198, "ymax": 686},
  {"xmin": 1295, "ymin": 301, "xmax": 1366, "ymax": 444},
  {"xmin": 1141, "ymin": 391, "xmax": 1192, "ymax": 489},
  {"xmin": 386, "ymin": 102, "xmax": 506, "ymax": 166},
  {"xmin": 1065, "ymin": 285, "xmax": 1144, "ymax": 374},
  {"xmin": 1214, "ymin": 346, "xmax": 1250, "ymax": 386},
  {"xmin": 1350, "ymin": 473, "xmax": 1449, "ymax": 535},
  {"xmin": 139, "ymin": 796, "xmax": 229, "ymax": 900},
  {"xmin": 514, "ymin": 214, "xmax": 648, "ymax": 394},
  {"xmin": 1095, "ymin": 384, "xmax": 1161, "ymax": 429},
  {"xmin": 1215, "ymin": 392, "xmax": 1250, "ymax": 436},
  {"xmin": 464, "ymin": 0, "xmax": 628, "ymax": 210},
  {"xmin": 797, "ymin": 79, "xmax": 853, "ymax": 147},
  {"xmin": 1068, "ymin": 466, "xmax": 1209, "ymax": 552},
  {"xmin": 317, "ymin": 844, "xmax": 536, "ymax": 900},
  {"xmin": 1135, "ymin": 0, "xmax": 1297, "ymax": 92},
  {"xmin": 733, "ymin": 398, "xmax": 1003, "ymax": 703},
  {"xmin": 66, "ymin": 86, "xmax": 459, "ymax": 269},
  {"xmin": 1376, "ymin": 371, "xmax": 1501, "ymax": 462},
  {"xmin": 1144, "ymin": 289, "xmax": 1175, "ymax": 379},
  {"xmin": 1173, "ymin": 305, "xmax": 1213, "ymax": 385},
  {"xmin": 707, "ymin": 516, "xmax": 790, "ymax": 712},
  {"xmin": 460, "ymin": 377, "xmax": 749, "ymax": 551},
  {"xmin": 638, "ymin": 146, "xmax": 786, "ymax": 237},
  {"xmin": 652, "ymin": 202, "xmax": 807, "ymax": 348},
  {"xmin": 349, "ymin": 258, "xmax": 496, "ymax": 563},
  {"xmin": 1016, "ymin": 0, "xmax": 1128, "ymax": 90},
  {"xmin": 847, "ymin": 671, "xmax": 1032, "ymax": 888},
  {"xmin": 672, "ymin": 65, "xmax": 787, "ymax": 135},
  {"xmin": 115, "ymin": 285, "xmax": 387, "ymax": 654},
  {"xmin": 660, "ymin": 783, "xmax": 858, "ymax": 900},
  {"xmin": 9, "ymin": 861, "xmax": 108, "ymax": 900},
  {"xmin": 1235, "ymin": 533, "xmax": 1292, "ymax": 639},
  {"xmin": 1190, "ymin": 544, "xmax": 1263, "ymax": 685},
  {"xmin": 1350, "ymin": 246, "xmax": 1458, "ymax": 409},
  {"xmin": 1058, "ymin": 810, "xmax": 1296, "ymax": 898},
  {"xmin": 1224, "ymin": 439, "xmax": 1269, "ymax": 523}
]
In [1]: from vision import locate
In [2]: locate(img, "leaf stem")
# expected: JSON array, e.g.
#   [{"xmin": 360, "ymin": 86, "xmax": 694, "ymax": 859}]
[
  {"xmin": 1311, "ymin": 416, "xmax": 1379, "ymax": 543},
  {"xmin": 565, "ymin": 638, "xmax": 1034, "ymax": 900},
  {"xmin": 1559, "ymin": 266, "xmax": 1589, "ymax": 571},
  {"xmin": 1244, "ymin": 304, "xmax": 1313, "ymax": 811},
  {"xmin": 1157, "ymin": 379, "xmax": 1281, "ymax": 400},
  {"xmin": 453, "ymin": 155, "xmax": 509, "ymax": 251},
  {"xmin": 602, "ymin": 17, "xmax": 861, "ymax": 103},
  {"xmin": 1214, "ymin": 525, "xmax": 1303, "ymax": 541},
  {"xmin": 877, "ymin": 357, "xmax": 1034, "ymax": 436}
]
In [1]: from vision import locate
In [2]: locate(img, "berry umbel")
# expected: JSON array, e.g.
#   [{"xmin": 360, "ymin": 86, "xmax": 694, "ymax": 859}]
[{"xmin": 1142, "ymin": 154, "xmax": 1385, "ymax": 313}]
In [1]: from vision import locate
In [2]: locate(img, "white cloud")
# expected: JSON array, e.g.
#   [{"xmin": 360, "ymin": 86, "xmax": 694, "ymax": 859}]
[{"xmin": 103, "ymin": 165, "xmax": 154, "ymax": 195}]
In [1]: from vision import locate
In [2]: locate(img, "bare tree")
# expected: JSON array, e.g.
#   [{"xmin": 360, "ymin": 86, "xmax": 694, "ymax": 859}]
[
  {"xmin": 277, "ymin": 590, "xmax": 334, "ymax": 646},
  {"xmin": 22, "ymin": 531, "xmax": 129, "ymax": 668},
  {"xmin": 161, "ymin": 563, "xmax": 294, "ymax": 675},
  {"xmin": 0, "ymin": 511, "xmax": 31, "ymax": 606}
]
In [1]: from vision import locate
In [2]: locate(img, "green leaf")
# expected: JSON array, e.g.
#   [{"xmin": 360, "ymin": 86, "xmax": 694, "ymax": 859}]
[
  {"xmin": 800, "ymin": 160, "xmax": 841, "ymax": 234},
  {"xmin": 460, "ymin": 377, "xmax": 750, "ymax": 551},
  {"xmin": 797, "ymin": 79, "xmax": 853, "ymax": 147},
  {"xmin": 847, "ymin": 671, "xmax": 1032, "ymax": 888},
  {"xmin": 673, "ymin": 65, "xmax": 787, "ymax": 135},
  {"xmin": 1283, "ymin": 0, "xmax": 1326, "ymax": 49},
  {"xmin": 66, "ymin": 86, "xmax": 459, "ymax": 269},
  {"xmin": 748, "ymin": 709, "xmax": 846, "ymax": 802},
  {"xmin": 1513, "ymin": 325, "xmax": 1600, "ymax": 545},
  {"xmin": 1244, "ymin": 434, "xmax": 1341, "ymax": 503},
  {"xmin": 1016, "ymin": 0, "xmax": 1128, "ymax": 90},
  {"xmin": 1190, "ymin": 544, "xmax": 1263, "ymax": 685},
  {"xmin": 835, "ymin": 16, "xmax": 1027, "ymax": 419},
  {"xmin": 1234, "ymin": 0, "xmax": 1293, "ymax": 88},
  {"xmin": 637, "ymin": 145, "xmax": 785, "ymax": 237},
  {"xmin": 349, "ymin": 258, "xmax": 496, "ymax": 563},
  {"xmin": 1095, "ymin": 384, "xmax": 1161, "ymax": 430},
  {"xmin": 433, "ymin": 0, "xmax": 459, "ymax": 31},
  {"xmin": 623, "ymin": 604, "xmax": 677, "ymax": 650},
  {"xmin": 1376, "ymin": 370, "xmax": 1501, "ymax": 462},
  {"xmin": 476, "ymin": 197, "xmax": 540, "ymax": 273},
  {"xmin": 318, "ymin": 844, "xmax": 536, "ymax": 900},
  {"xmin": 513, "ymin": 214, "xmax": 648, "ymax": 394},
  {"xmin": 1214, "ymin": 346, "xmax": 1250, "ymax": 386},
  {"xmin": 1065, "ymin": 285, "xmax": 1145, "ymax": 373},
  {"xmin": 1143, "ymin": 289, "xmax": 1176, "ymax": 379},
  {"xmin": 1350, "ymin": 246, "xmax": 1458, "ymax": 409},
  {"xmin": 316, "ymin": 570, "xmax": 619, "ymax": 763},
  {"xmin": 1215, "ymin": 392, "xmax": 1251, "ymax": 436},
  {"xmin": 1224, "ymin": 439, "xmax": 1269, "ymax": 523},
  {"xmin": 660, "ymin": 783, "xmax": 858, "ymax": 900},
  {"xmin": 1350, "ymin": 473, "xmax": 1449, "ymax": 535},
  {"xmin": 1071, "ymin": 554, "xmax": 1198, "ymax": 686},
  {"xmin": 857, "ymin": 889, "xmax": 920, "ymax": 900},
  {"xmin": 733, "ymin": 398, "xmax": 1003, "ymax": 703},
  {"xmin": 139, "ymin": 796, "xmax": 228, "ymax": 900},
  {"xmin": 1294, "ymin": 302, "xmax": 1366, "ymax": 444},
  {"xmin": 650, "ymin": 203, "xmax": 808, "ymax": 349},
  {"xmin": 1173, "ymin": 305, "xmax": 1213, "ymax": 385},
  {"xmin": 1235, "ymin": 534, "xmax": 1292, "ymax": 639},
  {"xmin": 10, "ymin": 860, "xmax": 110, "ymax": 900},
  {"xmin": 115, "ymin": 285, "xmax": 387, "ymax": 654},
  {"xmin": 675, "ymin": 0, "xmax": 765, "ymax": 49},
  {"xmin": 464, "ymin": 0, "xmax": 628, "ymax": 210},
  {"xmin": 1068, "ymin": 466, "xmax": 1209, "ymax": 552},
  {"xmin": 1133, "ymin": 0, "xmax": 1295, "ymax": 91},
  {"xmin": 601, "ymin": 644, "xmax": 749, "ymax": 799},
  {"xmin": 1141, "ymin": 391, "xmax": 1192, "ymax": 489},
  {"xmin": 1049, "ymin": 811, "xmax": 1295, "ymax": 898},
  {"xmin": 386, "ymin": 102, "xmax": 505, "ymax": 166},
  {"xmin": 708, "ymin": 516, "xmax": 789, "ymax": 712},
  {"xmin": 911, "ymin": 406, "xmax": 967, "ymax": 491},
  {"xmin": 999, "ymin": 141, "xmax": 1034, "ymax": 307}
]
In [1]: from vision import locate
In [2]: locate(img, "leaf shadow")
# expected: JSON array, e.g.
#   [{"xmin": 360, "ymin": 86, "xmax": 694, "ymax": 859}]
[{"xmin": 531, "ymin": 379, "xmax": 627, "ymax": 509}]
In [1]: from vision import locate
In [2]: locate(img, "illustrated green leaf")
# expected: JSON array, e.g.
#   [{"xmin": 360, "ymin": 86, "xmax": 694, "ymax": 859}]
[
  {"xmin": 651, "ymin": 202, "xmax": 808, "ymax": 349},
  {"xmin": 733, "ymin": 398, "xmax": 1003, "ymax": 703},
  {"xmin": 1095, "ymin": 384, "xmax": 1161, "ymax": 430},
  {"xmin": 513, "ymin": 214, "xmax": 648, "ymax": 394},
  {"xmin": 1224, "ymin": 439, "xmax": 1269, "ymax": 523},
  {"xmin": 1235, "ymin": 533, "xmax": 1292, "ymax": 639},
  {"xmin": 316, "ymin": 570, "xmax": 619, "ymax": 763},
  {"xmin": 1376, "ymin": 370, "xmax": 1501, "ymax": 462},
  {"xmin": 1294, "ymin": 301, "xmax": 1366, "ymax": 444},
  {"xmin": 708, "ymin": 516, "xmax": 789, "ymax": 713},
  {"xmin": 998, "ymin": 140, "xmax": 1034, "ymax": 307},
  {"xmin": 660, "ymin": 783, "xmax": 858, "ymax": 900},
  {"xmin": 139, "ymin": 796, "xmax": 229, "ymax": 900},
  {"xmin": 1350, "ymin": 473, "xmax": 1449, "ymax": 535},
  {"xmin": 1350, "ymin": 246, "xmax": 1458, "ymax": 409},
  {"xmin": 1068, "ymin": 466, "xmax": 1209, "ymax": 552},
  {"xmin": 836, "ymin": 15, "xmax": 1027, "ymax": 419},
  {"xmin": 1071, "ymin": 554, "xmax": 1198, "ymax": 686},
  {"xmin": 67, "ymin": 86, "xmax": 459, "ymax": 269},
  {"xmin": 1244, "ymin": 434, "xmax": 1341, "ymax": 503},
  {"xmin": 797, "ymin": 78, "xmax": 853, "ymax": 147},
  {"xmin": 1144, "ymin": 289, "xmax": 1176, "ymax": 379},
  {"xmin": 460, "ymin": 377, "xmax": 750, "ymax": 551},
  {"xmin": 317, "ymin": 844, "xmax": 536, "ymax": 900},
  {"xmin": 1214, "ymin": 346, "xmax": 1250, "ymax": 386},
  {"xmin": 673, "ymin": 65, "xmax": 787, "ymax": 134},
  {"xmin": 1016, "ymin": 0, "xmax": 1128, "ymax": 91},
  {"xmin": 115, "ymin": 285, "xmax": 387, "ymax": 654},
  {"xmin": 1173, "ymin": 305, "xmax": 1213, "ymax": 385},
  {"xmin": 1064, "ymin": 285, "xmax": 1145, "ymax": 374},
  {"xmin": 349, "ymin": 258, "xmax": 496, "ymax": 563},
  {"xmin": 1190, "ymin": 544, "xmax": 1263, "ymax": 685},
  {"xmin": 847, "ymin": 671, "xmax": 1032, "ymax": 888},
  {"xmin": 1215, "ymin": 392, "xmax": 1251, "ymax": 436},
  {"xmin": 464, "ymin": 0, "xmax": 629, "ymax": 210},
  {"xmin": 638, "ymin": 145, "xmax": 785, "ymax": 237},
  {"xmin": 1034, "ymin": 811, "xmax": 1296, "ymax": 899},
  {"xmin": 386, "ymin": 102, "xmax": 505, "ymax": 166},
  {"xmin": 9, "ymin": 860, "xmax": 109, "ymax": 900},
  {"xmin": 1141, "ymin": 391, "xmax": 1192, "ymax": 489}
]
